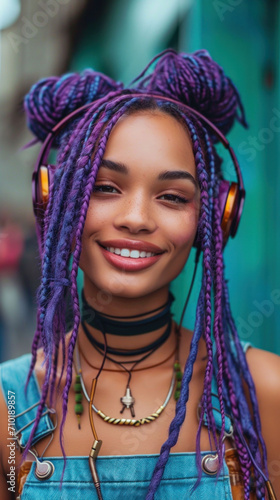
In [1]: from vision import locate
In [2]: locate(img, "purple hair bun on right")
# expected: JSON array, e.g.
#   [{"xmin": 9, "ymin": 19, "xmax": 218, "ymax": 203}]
[
  {"xmin": 24, "ymin": 70, "xmax": 124, "ymax": 142},
  {"xmin": 133, "ymin": 49, "xmax": 248, "ymax": 136}
]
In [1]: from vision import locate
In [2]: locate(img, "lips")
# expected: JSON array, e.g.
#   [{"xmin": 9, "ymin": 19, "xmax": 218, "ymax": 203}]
[
  {"xmin": 97, "ymin": 239, "xmax": 165, "ymax": 271},
  {"xmin": 99, "ymin": 239, "xmax": 163, "ymax": 253},
  {"xmin": 105, "ymin": 247, "xmax": 156, "ymax": 258}
]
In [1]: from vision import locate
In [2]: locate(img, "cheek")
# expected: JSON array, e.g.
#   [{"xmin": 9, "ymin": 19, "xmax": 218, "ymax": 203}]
[
  {"xmin": 82, "ymin": 202, "xmax": 108, "ymax": 236},
  {"xmin": 166, "ymin": 207, "xmax": 199, "ymax": 251}
]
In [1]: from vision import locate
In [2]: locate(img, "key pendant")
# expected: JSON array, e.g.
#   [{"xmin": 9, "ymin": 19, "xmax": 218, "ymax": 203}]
[{"xmin": 120, "ymin": 387, "xmax": 135, "ymax": 417}]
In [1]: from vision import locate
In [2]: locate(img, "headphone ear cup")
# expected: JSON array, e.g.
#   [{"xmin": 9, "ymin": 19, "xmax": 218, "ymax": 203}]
[
  {"xmin": 192, "ymin": 180, "xmax": 243, "ymax": 250},
  {"xmin": 39, "ymin": 165, "xmax": 50, "ymax": 208},
  {"xmin": 219, "ymin": 180, "xmax": 240, "ymax": 246},
  {"xmin": 32, "ymin": 164, "xmax": 55, "ymax": 216}
]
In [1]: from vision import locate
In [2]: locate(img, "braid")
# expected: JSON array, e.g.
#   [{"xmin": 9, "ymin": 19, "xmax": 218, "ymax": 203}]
[
  {"xmin": 222, "ymin": 283, "xmax": 267, "ymax": 497},
  {"xmin": 187, "ymin": 122, "xmax": 220, "ymax": 473},
  {"xmin": 146, "ymin": 116, "xmax": 218, "ymax": 499},
  {"xmin": 211, "ymin": 196, "xmax": 252, "ymax": 497},
  {"xmin": 26, "ymin": 96, "xmax": 142, "ymax": 468}
]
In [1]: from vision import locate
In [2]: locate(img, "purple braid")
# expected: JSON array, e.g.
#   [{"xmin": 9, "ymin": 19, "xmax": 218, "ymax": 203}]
[
  {"xmin": 198, "ymin": 129, "xmax": 226, "ymax": 471},
  {"xmin": 25, "ymin": 161, "xmax": 60, "ymax": 390},
  {"xmin": 146, "ymin": 115, "xmax": 220, "ymax": 499},
  {"xmin": 211, "ymin": 197, "xmax": 226, "ymax": 451},
  {"xmin": 59, "ymin": 100, "xmax": 136, "ymax": 468},
  {"xmin": 219, "ymin": 332, "xmax": 252, "ymax": 498},
  {"xmin": 212, "ymin": 196, "xmax": 252, "ymax": 497},
  {"xmin": 23, "ymin": 107, "xmax": 105, "ymax": 455},
  {"xmin": 222, "ymin": 283, "xmax": 267, "ymax": 497},
  {"xmin": 223, "ymin": 282, "xmax": 268, "ymax": 467},
  {"xmin": 184, "ymin": 121, "xmax": 221, "ymax": 473},
  {"xmin": 188, "ymin": 121, "xmax": 226, "ymax": 471}
]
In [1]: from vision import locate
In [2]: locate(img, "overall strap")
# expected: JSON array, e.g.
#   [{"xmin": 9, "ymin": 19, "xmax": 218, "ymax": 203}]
[{"xmin": 0, "ymin": 354, "xmax": 55, "ymax": 449}]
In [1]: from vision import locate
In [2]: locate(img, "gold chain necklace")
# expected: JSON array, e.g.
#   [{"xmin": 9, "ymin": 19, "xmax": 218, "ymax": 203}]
[{"xmin": 74, "ymin": 346, "xmax": 176, "ymax": 427}]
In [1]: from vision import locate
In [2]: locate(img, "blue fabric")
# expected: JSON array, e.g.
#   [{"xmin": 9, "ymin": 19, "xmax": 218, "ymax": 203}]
[
  {"xmin": 0, "ymin": 354, "xmax": 55, "ymax": 448},
  {"xmin": 0, "ymin": 346, "xmax": 253, "ymax": 499},
  {"xmin": 21, "ymin": 454, "xmax": 233, "ymax": 499}
]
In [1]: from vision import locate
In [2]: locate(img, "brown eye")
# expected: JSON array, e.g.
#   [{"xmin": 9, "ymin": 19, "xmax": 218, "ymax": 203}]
[
  {"xmin": 93, "ymin": 184, "xmax": 119, "ymax": 194},
  {"xmin": 159, "ymin": 194, "xmax": 189, "ymax": 204}
]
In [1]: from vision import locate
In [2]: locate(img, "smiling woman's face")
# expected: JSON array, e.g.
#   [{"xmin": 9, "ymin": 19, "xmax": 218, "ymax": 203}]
[{"xmin": 79, "ymin": 111, "xmax": 200, "ymax": 302}]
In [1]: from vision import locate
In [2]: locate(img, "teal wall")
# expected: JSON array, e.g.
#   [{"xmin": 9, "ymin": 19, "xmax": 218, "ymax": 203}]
[
  {"xmin": 72, "ymin": 0, "xmax": 280, "ymax": 354},
  {"xmin": 180, "ymin": 0, "xmax": 280, "ymax": 354}
]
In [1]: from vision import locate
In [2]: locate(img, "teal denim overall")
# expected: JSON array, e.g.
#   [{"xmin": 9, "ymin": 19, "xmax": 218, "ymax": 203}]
[{"xmin": 1, "ymin": 348, "xmax": 252, "ymax": 499}]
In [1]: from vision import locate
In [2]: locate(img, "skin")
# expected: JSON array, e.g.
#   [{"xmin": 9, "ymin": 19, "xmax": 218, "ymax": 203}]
[
  {"xmin": 79, "ymin": 111, "xmax": 200, "ymax": 310},
  {"xmin": 0, "ymin": 112, "xmax": 280, "ymax": 499}
]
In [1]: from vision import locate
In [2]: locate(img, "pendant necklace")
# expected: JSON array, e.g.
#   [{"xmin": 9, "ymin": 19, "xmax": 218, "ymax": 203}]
[
  {"xmin": 82, "ymin": 319, "xmax": 172, "ymax": 417},
  {"xmin": 81, "ymin": 290, "xmax": 175, "ymax": 417}
]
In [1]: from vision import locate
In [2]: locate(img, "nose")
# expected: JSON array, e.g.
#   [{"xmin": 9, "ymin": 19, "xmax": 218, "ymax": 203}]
[{"xmin": 114, "ymin": 192, "xmax": 157, "ymax": 234}]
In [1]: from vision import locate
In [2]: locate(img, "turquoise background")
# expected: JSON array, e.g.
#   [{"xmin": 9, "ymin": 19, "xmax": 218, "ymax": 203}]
[{"xmin": 72, "ymin": 1, "xmax": 280, "ymax": 354}]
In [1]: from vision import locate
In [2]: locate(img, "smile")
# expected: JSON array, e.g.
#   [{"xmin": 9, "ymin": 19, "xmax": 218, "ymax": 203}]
[
  {"xmin": 98, "ymin": 241, "xmax": 164, "ymax": 272},
  {"xmin": 105, "ymin": 247, "xmax": 156, "ymax": 259}
]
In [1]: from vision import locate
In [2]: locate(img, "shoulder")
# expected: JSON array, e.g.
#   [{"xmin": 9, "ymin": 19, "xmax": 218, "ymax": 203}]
[
  {"xmin": 245, "ymin": 347, "xmax": 280, "ymax": 420},
  {"xmin": 0, "ymin": 354, "xmax": 32, "ymax": 401},
  {"xmin": 0, "ymin": 353, "xmax": 33, "ymax": 427},
  {"xmin": 245, "ymin": 346, "xmax": 280, "ymax": 398},
  {"xmin": 0, "ymin": 353, "xmax": 34, "ymax": 454},
  {"xmin": 245, "ymin": 347, "xmax": 280, "ymax": 494}
]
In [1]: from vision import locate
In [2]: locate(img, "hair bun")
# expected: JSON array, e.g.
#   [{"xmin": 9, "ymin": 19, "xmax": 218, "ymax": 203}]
[
  {"xmin": 24, "ymin": 70, "xmax": 123, "ymax": 141},
  {"xmin": 135, "ymin": 49, "xmax": 247, "ymax": 136}
]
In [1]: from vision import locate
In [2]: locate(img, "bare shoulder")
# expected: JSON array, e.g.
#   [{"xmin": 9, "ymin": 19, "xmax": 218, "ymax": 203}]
[
  {"xmin": 246, "ymin": 346, "xmax": 280, "ymax": 396},
  {"xmin": 245, "ymin": 347, "xmax": 280, "ymax": 430},
  {"xmin": 245, "ymin": 347, "xmax": 280, "ymax": 495}
]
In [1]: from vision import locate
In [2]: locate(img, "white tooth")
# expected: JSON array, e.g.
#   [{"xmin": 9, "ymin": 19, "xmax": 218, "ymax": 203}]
[
  {"xmin": 146, "ymin": 252, "xmax": 152, "ymax": 257},
  {"xmin": 130, "ymin": 250, "xmax": 140, "ymax": 259},
  {"xmin": 120, "ymin": 248, "xmax": 130, "ymax": 257},
  {"xmin": 109, "ymin": 247, "xmax": 114, "ymax": 253},
  {"xmin": 114, "ymin": 248, "xmax": 121, "ymax": 255},
  {"xmin": 140, "ymin": 251, "xmax": 147, "ymax": 258}
]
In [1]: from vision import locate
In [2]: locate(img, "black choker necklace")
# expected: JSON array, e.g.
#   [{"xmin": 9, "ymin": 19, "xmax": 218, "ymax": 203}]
[
  {"xmin": 82, "ymin": 319, "xmax": 172, "ymax": 357},
  {"xmin": 81, "ymin": 290, "xmax": 174, "ymax": 336}
]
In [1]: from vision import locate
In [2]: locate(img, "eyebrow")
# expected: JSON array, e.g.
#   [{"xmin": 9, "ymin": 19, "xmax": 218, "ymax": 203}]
[
  {"xmin": 100, "ymin": 159, "xmax": 198, "ymax": 189},
  {"xmin": 158, "ymin": 170, "xmax": 198, "ymax": 188},
  {"xmin": 100, "ymin": 159, "xmax": 128, "ymax": 174}
]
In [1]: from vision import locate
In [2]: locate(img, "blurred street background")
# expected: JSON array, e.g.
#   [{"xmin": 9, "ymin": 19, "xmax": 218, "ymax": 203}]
[{"xmin": 0, "ymin": 0, "xmax": 279, "ymax": 360}]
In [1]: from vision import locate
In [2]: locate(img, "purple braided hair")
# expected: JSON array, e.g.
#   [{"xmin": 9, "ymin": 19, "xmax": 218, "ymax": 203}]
[{"xmin": 23, "ymin": 49, "xmax": 266, "ymax": 497}]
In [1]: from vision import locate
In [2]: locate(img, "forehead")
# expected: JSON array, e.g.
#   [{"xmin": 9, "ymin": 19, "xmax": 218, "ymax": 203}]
[{"xmin": 102, "ymin": 111, "xmax": 196, "ymax": 177}]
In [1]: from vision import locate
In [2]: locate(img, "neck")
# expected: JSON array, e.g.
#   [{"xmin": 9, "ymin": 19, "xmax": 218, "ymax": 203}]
[
  {"xmin": 82, "ymin": 279, "xmax": 170, "ymax": 318},
  {"xmin": 78, "ymin": 285, "xmax": 176, "ymax": 365}
]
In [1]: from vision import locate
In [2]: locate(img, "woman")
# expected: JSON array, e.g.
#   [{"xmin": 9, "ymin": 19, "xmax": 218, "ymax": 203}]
[{"xmin": 0, "ymin": 49, "xmax": 279, "ymax": 500}]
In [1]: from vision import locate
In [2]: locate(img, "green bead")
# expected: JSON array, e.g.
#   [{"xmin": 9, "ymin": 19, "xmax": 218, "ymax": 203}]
[
  {"xmin": 174, "ymin": 362, "xmax": 180, "ymax": 371},
  {"xmin": 174, "ymin": 390, "xmax": 181, "ymax": 401},
  {"xmin": 74, "ymin": 383, "xmax": 82, "ymax": 392},
  {"xmin": 75, "ymin": 393, "xmax": 83, "ymax": 403},
  {"xmin": 75, "ymin": 403, "xmax": 84, "ymax": 415},
  {"xmin": 176, "ymin": 381, "xmax": 181, "ymax": 390},
  {"xmin": 175, "ymin": 371, "xmax": 182, "ymax": 381}
]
